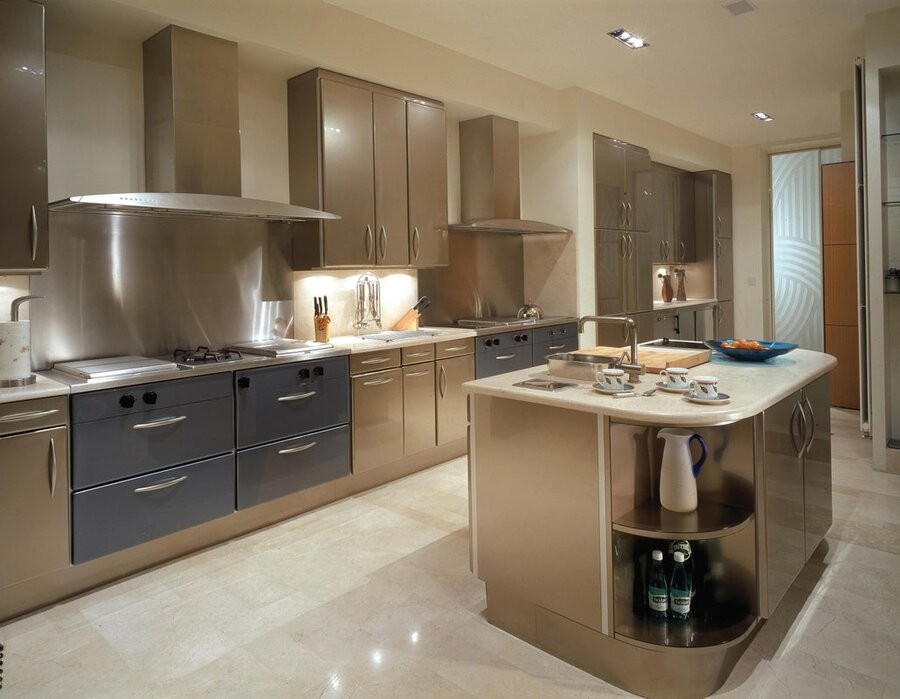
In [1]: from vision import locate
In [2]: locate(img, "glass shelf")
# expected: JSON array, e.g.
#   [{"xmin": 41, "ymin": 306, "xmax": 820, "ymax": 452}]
[
  {"xmin": 613, "ymin": 502, "xmax": 754, "ymax": 540},
  {"xmin": 615, "ymin": 604, "xmax": 756, "ymax": 649}
]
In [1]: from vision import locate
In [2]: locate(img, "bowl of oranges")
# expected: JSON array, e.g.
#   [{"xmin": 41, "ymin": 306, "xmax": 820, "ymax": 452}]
[{"xmin": 704, "ymin": 338, "xmax": 798, "ymax": 362}]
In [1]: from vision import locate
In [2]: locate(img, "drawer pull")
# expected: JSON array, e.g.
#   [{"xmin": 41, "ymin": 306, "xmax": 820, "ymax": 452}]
[
  {"xmin": 134, "ymin": 475, "xmax": 188, "ymax": 493},
  {"xmin": 277, "ymin": 391, "xmax": 317, "ymax": 402},
  {"xmin": 0, "ymin": 408, "xmax": 59, "ymax": 423},
  {"xmin": 405, "ymin": 369, "xmax": 431, "ymax": 378},
  {"xmin": 278, "ymin": 441, "xmax": 317, "ymax": 456},
  {"xmin": 442, "ymin": 346, "xmax": 468, "ymax": 352},
  {"xmin": 361, "ymin": 357, "xmax": 392, "ymax": 365},
  {"xmin": 439, "ymin": 365, "xmax": 447, "ymax": 398},
  {"xmin": 496, "ymin": 354, "xmax": 516, "ymax": 360},
  {"xmin": 406, "ymin": 351, "xmax": 431, "ymax": 358},
  {"xmin": 132, "ymin": 415, "xmax": 187, "ymax": 430},
  {"xmin": 363, "ymin": 377, "xmax": 395, "ymax": 386},
  {"xmin": 548, "ymin": 344, "xmax": 567, "ymax": 350},
  {"xmin": 49, "ymin": 436, "xmax": 58, "ymax": 497}
]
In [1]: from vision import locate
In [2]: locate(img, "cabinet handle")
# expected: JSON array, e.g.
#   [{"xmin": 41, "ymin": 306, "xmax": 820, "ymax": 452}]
[
  {"xmin": 548, "ymin": 344, "xmax": 566, "ymax": 350},
  {"xmin": 278, "ymin": 441, "xmax": 317, "ymax": 456},
  {"xmin": 627, "ymin": 234, "xmax": 634, "ymax": 260},
  {"xmin": 48, "ymin": 436, "xmax": 58, "ymax": 497},
  {"xmin": 658, "ymin": 240, "xmax": 665, "ymax": 261},
  {"xmin": 439, "ymin": 365, "xmax": 447, "ymax": 398},
  {"xmin": 412, "ymin": 227, "xmax": 421, "ymax": 260},
  {"xmin": 619, "ymin": 202, "xmax": 627, "ymax": 227},
  {"xmin": 365, "ymin": 225, "xmax": 374, "ymax": 260},
  {"xmin": 442, "ymin": 346, "xmax": 467, "ymax": 352},
  {"xmin": 406, "ymin": 351, "xmax": 431, "ymax": 358},
  {"xmin": 134, "ymin": 475, "xmax": 188, "ymax": 493},
  {"xmin": 363, "ymin": 377, "xmax": 394, "ymax": 386},
  {"xmin": 132, "ymin": 415, "xmax": 187, "ymax": 430},
  {"xmin": 0, "ymin": 408, "xmax": 59, "ymax": 423},
  {"xmin": 278, "ymin": 390, "xmax": 316, "ymax": 402},
  {"xmin": 361, "ymin": 356, "xmax": 391, "ymax": 365},
  {"xmin": 620, "ymin": 234, "xmax": 627, "ymax": 259},
  {"xmin": 680, "ymin": 240, "xmax": 686, "ymax": 262},
  {"xmin": 495, "ymin": 353, "xmax": 516, "ymax": 360},
  {"xmin": 30, "ymin": 205, "xmax": 39, "ymax": 262},
  {"xmin": 803, "ymin": 396, "xmax": 816, "ymax": 454},
  {"xmin": 716, "ymin": 239, "xmax": 722, "ymax": 259},
  {"xmin": 405, "ymin": 369, "xmax": 431, "ymax": 378},
  {"xmin": 789, "ymin": 401, "xmax": 803, "ymax": 455},
  {"xmin": 379, "ymin": 226, "xmax": 387, "ymax": 260}
]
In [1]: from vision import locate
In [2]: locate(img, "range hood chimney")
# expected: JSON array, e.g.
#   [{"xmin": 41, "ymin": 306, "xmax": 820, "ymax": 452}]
[
  {"xmin": 449, "ymin": 115, "xmax": 571, "ymax": 235},
  {"xmin": 50, "ymin": 25, "xmax": 337, "ymax": 223}
]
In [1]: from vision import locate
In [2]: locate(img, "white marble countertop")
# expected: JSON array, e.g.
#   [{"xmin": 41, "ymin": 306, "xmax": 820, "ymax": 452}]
[
  {"xmin": 652, "ymin": 298, "xmax": 717, "ymax": 311},
  {"xmin": 330, "ymin": 327, "xmax": 476, "ymax": 353},
  {"xmin": 465, "ymin": 349, "xmax": 836, "ymax": 426},
  {"xmin": 0, "ymin": 374, "xmax": 70, "ymax": 405}
]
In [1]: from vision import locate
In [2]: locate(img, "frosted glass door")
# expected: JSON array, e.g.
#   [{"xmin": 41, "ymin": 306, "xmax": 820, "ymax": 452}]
[{"xmin": 771, "ymin": 151, "xmax": 824, "ymax": 350}]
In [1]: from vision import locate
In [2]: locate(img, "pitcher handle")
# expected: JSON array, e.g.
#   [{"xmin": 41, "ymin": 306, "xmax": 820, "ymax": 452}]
[{"xmin": 690, "ymin": 434, "xmax": 707, "ymax": 478}]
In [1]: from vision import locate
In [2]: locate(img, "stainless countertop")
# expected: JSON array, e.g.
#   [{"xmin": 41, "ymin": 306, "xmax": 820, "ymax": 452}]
[
  {"xmin": 449, "ymin": 316, "xmax": 579, "ymax": 337},
  {"xmin": 652, "ymin": 298, "xmax": 717, "ymax": 311}
]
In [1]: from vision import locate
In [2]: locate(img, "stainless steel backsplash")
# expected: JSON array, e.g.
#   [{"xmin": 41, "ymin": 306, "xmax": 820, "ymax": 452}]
[{"xmin": 31, "ymin": 212, "xmax": 295, "ymax": 369}]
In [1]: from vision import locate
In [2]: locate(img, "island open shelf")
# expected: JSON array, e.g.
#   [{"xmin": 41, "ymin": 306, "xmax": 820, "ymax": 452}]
[{"xmin": 613, "ymin": 500, "xmax": 754, "ymax": 540}]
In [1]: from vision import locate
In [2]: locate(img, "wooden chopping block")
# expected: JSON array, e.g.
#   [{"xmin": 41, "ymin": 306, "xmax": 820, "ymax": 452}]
[{"xmin": 574, "ymin": 345, "xmax": 711, "ymax": 374}]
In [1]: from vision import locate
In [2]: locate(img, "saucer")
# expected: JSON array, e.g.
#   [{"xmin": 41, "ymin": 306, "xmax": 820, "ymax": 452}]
[
  {"xmin": 592, "ymin": 382, "xmax": 636, "ymax": 395},
  {"xmin": 656, "ymin": 381, "xmax": 691, "ymax": 394},
  {"xmin": 683, "ymin": 390, "xmax": 731, "ymax": 405}
]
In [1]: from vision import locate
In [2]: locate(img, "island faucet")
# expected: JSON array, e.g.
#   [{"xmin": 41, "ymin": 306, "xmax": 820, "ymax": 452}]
[{"xmin": 577, "ymin": 315, "xmax": 645, "ymax": 382}]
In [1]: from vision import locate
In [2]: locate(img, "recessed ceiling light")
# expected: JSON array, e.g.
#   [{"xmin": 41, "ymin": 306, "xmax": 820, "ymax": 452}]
[
  {"xmin": 752, "ymin": 111, "xmax": 774, "ymax": 122},
  {"xmin": 608, "ymin": 28, "xmax": 649, "ymax": 49}
]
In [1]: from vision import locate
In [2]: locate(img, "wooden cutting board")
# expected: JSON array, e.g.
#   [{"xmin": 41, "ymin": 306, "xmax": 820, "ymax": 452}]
[{"xmin": 573, "ymin": 345, "xmax": 711, "ymax": 374}]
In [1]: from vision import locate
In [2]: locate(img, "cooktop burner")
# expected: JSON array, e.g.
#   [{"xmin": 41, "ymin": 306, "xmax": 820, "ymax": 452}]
[{"xmin": 173, "ymin": 346, "xmax": 243, "ymax": 365}]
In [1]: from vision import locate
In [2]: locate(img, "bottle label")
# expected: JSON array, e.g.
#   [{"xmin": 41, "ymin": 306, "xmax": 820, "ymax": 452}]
[
  {"xmin": 648, "ymin": 593, "xmax": 668, "ymax": 612},
  {"xmin": 671, "ymin": 594, "xmax": 690, "ymax": 615}
]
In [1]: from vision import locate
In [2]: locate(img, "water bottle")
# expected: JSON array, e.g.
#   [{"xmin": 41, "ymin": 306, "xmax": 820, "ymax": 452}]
[
  {"xmin": 668, "ymin": 540, "xmax": 694, "ymax": 599},
  {"xmin": 647, "ymin": 550, "xmax": 668, "ymax": 621},
  {"xmin": 669, "ymin": 551, "xmax": 691, "ymax": 622}
]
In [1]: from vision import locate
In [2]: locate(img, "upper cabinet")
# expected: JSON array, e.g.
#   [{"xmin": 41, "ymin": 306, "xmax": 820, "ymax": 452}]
[
  {"xmin": 649, "ymin": 164, "xmax": 696, "ymax": 264},
  {"xmin": 695, "ymin": 170, "xmax": 734, "ymax": 301},
  {"xmin": 0, "ymin": 0, "xmax": 48, "ymax": 273},
  {"xmin": 593, "ymin": 134, "xmax": 652, "ymax": 232},
  {"xmin": 288, "ymin": 69, "xmax": 448, "ymax": 269}
]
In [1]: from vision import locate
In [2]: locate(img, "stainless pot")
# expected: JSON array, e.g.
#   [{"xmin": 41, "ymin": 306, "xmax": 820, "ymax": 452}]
[{"xmin": 516, "ymin": 300, "xmax": 544, "ymax": 320}]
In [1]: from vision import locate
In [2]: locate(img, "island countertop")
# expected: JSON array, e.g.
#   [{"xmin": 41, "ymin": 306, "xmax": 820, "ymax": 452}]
[{"xmin": 464, "ymin": 348, "xmax": 836, "ymax": 426}]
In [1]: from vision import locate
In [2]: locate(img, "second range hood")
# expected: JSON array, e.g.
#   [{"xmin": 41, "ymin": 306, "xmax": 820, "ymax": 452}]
[
  {"xmin": 449, "ymin": 115, "xmax": 571, "ymax": 236},
  {"xmin": 51, "ymin": 25, "xmax": 337, "ymax": 224}
]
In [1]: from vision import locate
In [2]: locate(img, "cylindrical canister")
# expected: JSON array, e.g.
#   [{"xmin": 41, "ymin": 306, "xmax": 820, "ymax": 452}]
[{"xmin": 0, "ymin": 320, "xmax": 33, "ymax": 382}]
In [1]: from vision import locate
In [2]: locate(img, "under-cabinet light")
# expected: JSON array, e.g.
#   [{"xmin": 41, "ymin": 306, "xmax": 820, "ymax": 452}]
[{"xmin": 608, "ymin": 28, "xmax": 649, "ymax": 49}]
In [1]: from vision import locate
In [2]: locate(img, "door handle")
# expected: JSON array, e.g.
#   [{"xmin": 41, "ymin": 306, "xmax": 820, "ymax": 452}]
[
  {"xmin": 627, "ymin": 234, "xmax": 634, "ymax": 260},
  {"xmin": 134, "ymin": 475, "xmax": 188, "ymax": 493},
  {"xmin": 716, "ymin": 238, "xmax": 722, "ymax": 259},
  {"xmin": 361, "ymin": 356, "xmax": 391, "ymax": 365},
  {"xmin": 548, "ymin": 344, "xmax": 566, "ymax": 350},
  {"xmin": 439, "ymin": 365, "xmax": 447, "ymax": 398},
  {"xmin": 278, "ymin": 441, "xmax": 317, "ymax": 456},
  {"xmin": 379, "ymin": 226, "xmax": 387, "ymax": 260},
  {"xmin": 495, "ymin": 354, "xmax": 517, "ymax": 360},
  {"xmin": 803, "ymin": 396, "xmax": 816, "ymax": 454},
  {"xmin": 132, "ymin": 415, "xmax": 187, "ymax": 430},
  {"xmin": 405, "ymin": 369, "xmax": 431, "ymax": 378},
  {"xmin": 680, "ymin": 240, "xmax": 686, "ymax": 262},
  {"xmin": 412, "ymin": 226, "xmax": 421, "ymax": 260},
  {"xmin": 626, "ymin": 202, "xmax": 633, "ymax": 228},
  {"xmin": 278, "ymin": 391, "xmax": 316, "ymax": 402},
  {"xmin": 789, "ymin": 401, "xmax": 803, "ymax": 455},
  {"xmin": 0, "ymin": 408, "xmax": 59, "ymax": 423},
  {"xmin": 363, "ymin": 377, "xmax": 395, "ymax": 386},
  {"xmin": 30, "ymin": 204, "xmax": 39, "ymax": 262},
  {"xmin": 620, "ymin": 202, "xmax": 627, "ymax": 227},
  {"xmin": 658, "ymin": 240, "xmax": 665, "ymax": 261},
  {"xmin": 620, "ymin": 234, "xmax": 627, "ymax": 259},
  {"xmin": 48, "ymin": 435, "xmax": 58, "ymax": 497},
  {"xmin": 365, "ymin": 225, "xmax": 374, "ymax": 260}
]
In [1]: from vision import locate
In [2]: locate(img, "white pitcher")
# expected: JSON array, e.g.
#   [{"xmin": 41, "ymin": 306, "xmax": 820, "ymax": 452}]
[{"xmin": 657, "ymin": 428, "xmax": 708, "ymax": 513}]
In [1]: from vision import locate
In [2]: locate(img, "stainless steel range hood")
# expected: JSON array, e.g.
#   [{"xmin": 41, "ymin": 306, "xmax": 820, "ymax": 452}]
[
  {"xmin": 50, "ymin": 25, "xmax": 337, "ymax": 223},
  {"xmin": 448, "ymin": 115, "xmax": 571, "ymax": 236}
]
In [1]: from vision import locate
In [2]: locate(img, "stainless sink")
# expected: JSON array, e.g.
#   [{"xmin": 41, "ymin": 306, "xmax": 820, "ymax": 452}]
[
  {"xmin": 513, "ymin": 378, "xmax": 577, "ymax": 392},
  {"xmin": 546, "ymin": 352, "xmax": 618, "ymax": 381}
]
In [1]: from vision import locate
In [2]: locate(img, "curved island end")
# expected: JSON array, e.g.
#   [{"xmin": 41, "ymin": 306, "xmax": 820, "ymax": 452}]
[{"xmin": 466, "ymin": 349, "xmax": 836, "ymax": 698}]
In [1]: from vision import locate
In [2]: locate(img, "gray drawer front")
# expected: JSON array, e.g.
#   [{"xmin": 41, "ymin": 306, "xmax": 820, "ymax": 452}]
[
  {"xmin": 72, "ymin": 373, "xmax": 232, "ymax": 424},
  {"xmin": 72, "ymin": 396, "xmax": 234, "ymax": 490},
  {"xmin": 236, "ymin": 358, "xmax": 349, "ymax": 448},
  {"xmin": 476, "ymin": 347, "xmax": 533, "ymax": 378},
  {"xmin": 237, "ymin": 424, "xmax": 350, "ymax": 509},
  {"xmin": 0, "ymin": 396, "xmax": 68, "ymax": 437},
  {"xmin": 72, "ymin": 453, "xmax": 235, "ymax": 564},
  {"xmin": 476, "ymin": 331, "xmax": 532, "ymax": 354},
  {"xmin": 533, "ymin": 322, "xmax": 578, "ymax": 343},
  {"xmin": 533, "ymin": 336, "xmax": 579, "ymax": 365}
]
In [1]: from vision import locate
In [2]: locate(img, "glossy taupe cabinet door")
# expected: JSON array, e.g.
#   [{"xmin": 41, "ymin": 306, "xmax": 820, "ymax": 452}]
[
  {"xmin": 675, "ymin": 172, "xmax": 696, "ymax": 262},
  {"xmin": 626, "ymin": 146, "xmax": 653, "ymax": 233},
  {"xmin": 407, "ymin": 101, "xmax": 448, "ymax": 267},
  {"xmin": 716, "ymin": 236, "xmax": 734, "ymax": 301},
  {"xmin": 403, "ymin": 363, "xmax": 436, "ymax": 455},
  {"xmin": 594, "ymin": 135, "xmax": 628, "ymax": 230},
  {"xmin": 374, "ymin": 92, "xmax": 409, "ymax": 266},
  {"xmin": 0, "ymin": 0, "xmax": 48, "ymax": 272},
  {"xmin": 0, "ymin": 426, "xmax": 68, "ymax": 587},
  {"xmin": 595, "ymin": 228, "xmax": 627, "ymax": 316},
  {"xmin": 715, "ymin": 301, "xmax": 734, "ymax": 338},
  {"xmin": 352, "ymin": 368, "xmax": 403, "ymax": 473},
  {"xmin": 713, "ymin": 171, "xmax": 732, "ymax": 238},
  {"xmin": 436, "ymin": 354, "xmax": 474, "ymax": 445},
  {"xmin": 802, "ymin": 375, "xmax": 832, "ymax": 559},
  {"xmin": 321, "ymin": 78, "xmax": 375, "ymax": 267}
]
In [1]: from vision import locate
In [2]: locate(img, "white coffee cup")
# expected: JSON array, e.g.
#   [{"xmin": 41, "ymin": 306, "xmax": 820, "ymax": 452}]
[
  {"xmin": 660, "ymin": 366, "xmax": 689, "ymax": 388},
  {"xmin": 599, "ymin": 368, "xmax": 627, "ymax": 392},
  {"xmin": 689, "ymin": 375, "xmax": 719, "ymax": 399}
]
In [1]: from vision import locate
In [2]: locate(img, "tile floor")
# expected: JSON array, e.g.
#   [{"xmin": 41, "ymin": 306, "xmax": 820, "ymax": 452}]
[{"xmin": 1, "ymin": 408, "xmax": 898, "ymax": 698}]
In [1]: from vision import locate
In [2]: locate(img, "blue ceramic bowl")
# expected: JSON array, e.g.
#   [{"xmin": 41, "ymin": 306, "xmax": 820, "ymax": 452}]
[{"xmin": 704, "ymin": 339, "xmax": 798, "ymax": 362}]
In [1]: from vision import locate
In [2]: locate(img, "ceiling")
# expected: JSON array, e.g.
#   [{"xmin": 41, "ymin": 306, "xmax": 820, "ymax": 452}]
[
  {"xmin": 42, "ymin": 0, "xmax": 900, "ymax": 148},
  {"xmin": 323, "ymin": 0, "xmax": 900, "ymax": 147}
]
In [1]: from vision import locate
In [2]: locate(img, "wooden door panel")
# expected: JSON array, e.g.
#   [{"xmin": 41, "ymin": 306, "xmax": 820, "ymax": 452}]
[
  {"xmin": 823, "ymin": 244, "xmax": 858, "ymax": 326},
  {"xmin": 825, "ymin": 325, "xmax": 860, "ymax": 409},
  {"xmin": 822, "ymin": 162, "xmax": 855, "ymax": 245}
]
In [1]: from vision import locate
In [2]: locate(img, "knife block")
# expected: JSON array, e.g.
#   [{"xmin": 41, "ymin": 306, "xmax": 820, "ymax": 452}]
[
  {"xmin": 314, "ymin": 315, "xmax": 330, "ymax": 342},
  {"xmin": 391, "ymin": 309, "xmax": 420, "ymax": 331}
]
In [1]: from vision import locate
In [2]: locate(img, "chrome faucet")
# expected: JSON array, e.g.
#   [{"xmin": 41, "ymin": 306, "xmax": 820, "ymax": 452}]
[{"xmin": 577, "ymin": 315, "xmax": 645, "ymax": 382}]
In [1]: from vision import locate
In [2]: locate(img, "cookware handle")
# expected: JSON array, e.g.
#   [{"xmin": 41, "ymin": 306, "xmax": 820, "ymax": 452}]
[{"xmin": 690, "ymin": 433, "xmax": 707, "ymax": 477}]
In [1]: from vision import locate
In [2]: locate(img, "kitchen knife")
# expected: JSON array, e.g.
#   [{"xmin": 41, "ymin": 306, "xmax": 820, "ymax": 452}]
[
  {"xmin": 412, "ymin": 296, "xmax": 431, "ymax": 313},
  {"xmin": 314, "ymin": 297, "xmax": 320, "ymax": 316},
  {"xmin": 324, "ymin": 295, "xmax": 329, "ymax": 316}
]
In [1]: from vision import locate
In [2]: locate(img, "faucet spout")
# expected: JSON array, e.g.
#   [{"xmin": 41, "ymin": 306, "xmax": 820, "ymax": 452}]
[{"xmin": 577, "ymin": 315, "xmax": 644, "ymax": 381}]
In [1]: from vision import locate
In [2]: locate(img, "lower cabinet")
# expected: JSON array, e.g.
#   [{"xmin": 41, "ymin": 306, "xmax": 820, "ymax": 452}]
[
  {"xmin": 436, "ymin": 354, "xmax": 474, "ymax": 445},
  {"xmin": 72, "ymin": 453, "xmax": 235, "ymax": 564},
  {"xmin": 403, "ymin": 363, "xmax": 436, "ymax": 455},
  {"xmin": 0, "ymin": 425, "xmax": 69, "ymax": 588},
  {"xmin": 352, "ymin": 367, "xmax": 404, "ymax": 473},
  {"xmin": 237, "ymin": 425, "xmax": 351, "ymax": 509}
]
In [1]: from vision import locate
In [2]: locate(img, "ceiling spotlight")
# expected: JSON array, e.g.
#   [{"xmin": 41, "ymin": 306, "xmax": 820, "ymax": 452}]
[
  {"xmin": 752, "ymin": 112, "xmax": 774, "ymax": 122},
  {"xmin": 609, "ymin": 28, "xmax": 649, "ymax": 49}
]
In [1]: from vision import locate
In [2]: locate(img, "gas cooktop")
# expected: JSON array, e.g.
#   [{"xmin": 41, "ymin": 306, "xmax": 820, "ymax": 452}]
[{"xmin": 456, "ymin": 316, "xmax": 569, "ymax": 330}]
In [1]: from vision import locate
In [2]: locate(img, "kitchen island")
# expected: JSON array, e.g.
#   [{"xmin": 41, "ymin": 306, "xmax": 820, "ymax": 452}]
[{"xmin": 465, "ymin": 349, "xmax": 835, "ymax": 698}]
